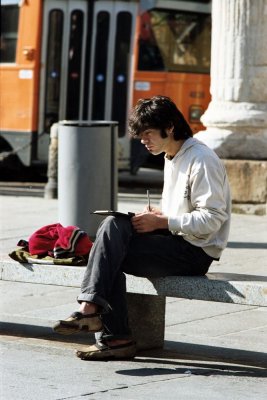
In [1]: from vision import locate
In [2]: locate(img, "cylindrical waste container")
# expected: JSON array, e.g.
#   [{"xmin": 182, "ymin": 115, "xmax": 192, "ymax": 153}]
[{"xmin": 58, "ymin": 120, "xmax": 118, "ymax": 237}]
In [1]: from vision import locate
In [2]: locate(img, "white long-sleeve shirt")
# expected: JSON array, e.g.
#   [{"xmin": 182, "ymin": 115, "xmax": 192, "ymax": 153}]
[{"xmin": 161, "ymin": 137, "xmax": 231, "ymax": 259}]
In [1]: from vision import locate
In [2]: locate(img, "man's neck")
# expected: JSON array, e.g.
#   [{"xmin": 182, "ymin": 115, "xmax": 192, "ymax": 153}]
[{"xmin": 166, "ymin": 139, "xmax": 186, "ymax": 159}]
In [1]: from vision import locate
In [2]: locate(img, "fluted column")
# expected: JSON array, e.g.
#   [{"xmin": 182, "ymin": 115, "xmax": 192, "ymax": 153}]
[{"xmin": 196, "ymin": 0, "xmax": 267, "ymax": 159}]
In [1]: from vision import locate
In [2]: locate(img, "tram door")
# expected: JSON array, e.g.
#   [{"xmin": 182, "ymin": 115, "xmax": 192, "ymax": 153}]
[
  {"xmin": 38, "ymin": 0, "xmax": 136, "ymax": 164},
  {"xmin": 88, "ymin": 1, "xmax": 137, "ymax": 138},
  {"xmin": 38, "ymin": 0, "xmax": 88, "ymax": 160}
]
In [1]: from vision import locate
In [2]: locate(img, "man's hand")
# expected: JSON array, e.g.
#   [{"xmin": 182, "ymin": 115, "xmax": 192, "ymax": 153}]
[
  {"xmin": 131, "ymin": 212, "xmax": 168, "ymax": 233},
  {"xmin": 143, "ymin": 205, "xmax": 162, "ymax": 214}
]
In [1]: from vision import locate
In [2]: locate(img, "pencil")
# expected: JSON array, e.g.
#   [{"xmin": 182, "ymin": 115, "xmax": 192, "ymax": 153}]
[{"xmin": 147, "ymin": 189, "xmax": 151, "ymax": 211}]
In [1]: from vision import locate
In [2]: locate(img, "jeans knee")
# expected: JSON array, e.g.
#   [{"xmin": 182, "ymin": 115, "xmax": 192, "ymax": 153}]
[{"xmin": 97, "ymin": 216, "xmax": 133, "ymax": 240}]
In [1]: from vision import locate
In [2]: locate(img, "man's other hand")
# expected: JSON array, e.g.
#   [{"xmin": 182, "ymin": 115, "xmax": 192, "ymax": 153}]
[{"xmin": 131, "ymin": 212, "xmax": 168, "ymax": 233}]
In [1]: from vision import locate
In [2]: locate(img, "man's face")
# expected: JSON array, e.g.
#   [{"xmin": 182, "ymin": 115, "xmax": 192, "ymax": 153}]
[{"xmin": 139, "ymin": 128, "xmax": 171, "ymax": 155}]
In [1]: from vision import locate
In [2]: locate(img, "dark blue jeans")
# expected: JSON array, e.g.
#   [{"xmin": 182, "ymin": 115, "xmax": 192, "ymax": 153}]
[{"xmin": 77, "ymin": 216, "xmax": 213, "ymax": 341}]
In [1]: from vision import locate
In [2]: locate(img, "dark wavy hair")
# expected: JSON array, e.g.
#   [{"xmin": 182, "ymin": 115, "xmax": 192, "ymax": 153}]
[{"xmin": 128, "ymin": 96, "xmax": 193, "ymax": 140}]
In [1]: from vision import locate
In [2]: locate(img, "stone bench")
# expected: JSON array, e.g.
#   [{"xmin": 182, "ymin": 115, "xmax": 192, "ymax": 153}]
[{"xmin": 1, "ymin": 259, "xmax": 267, "ymax": 350}]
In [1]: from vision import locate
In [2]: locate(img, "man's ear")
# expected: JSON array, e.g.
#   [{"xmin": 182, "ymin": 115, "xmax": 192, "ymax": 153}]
[{"xmin": 166, "ymin": 126, "xmax": 174, "ymax": 136}]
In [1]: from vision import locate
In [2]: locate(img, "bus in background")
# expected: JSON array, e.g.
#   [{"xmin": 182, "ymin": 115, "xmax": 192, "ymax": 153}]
[{"xmin": 0, "ymin": 0, "xmax": 211, "ymax": 173}]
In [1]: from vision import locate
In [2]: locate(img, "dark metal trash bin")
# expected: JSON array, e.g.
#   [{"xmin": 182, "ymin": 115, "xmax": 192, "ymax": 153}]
[{"xmin": 58, "ymin": 120, "xmax": 118, "ymax": 237}]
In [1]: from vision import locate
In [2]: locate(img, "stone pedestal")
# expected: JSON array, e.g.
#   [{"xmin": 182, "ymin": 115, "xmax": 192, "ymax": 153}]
[
  {"xmin": 127, "ymin": 293, "xmax": 165, "ymax": 350},
  {"xmin": 196, "ymin": 0, "xmax": 267, "ymax": 159},
  {"xmin": 223, "ymin": 159, "xmax": 267, "ymax": 215}
]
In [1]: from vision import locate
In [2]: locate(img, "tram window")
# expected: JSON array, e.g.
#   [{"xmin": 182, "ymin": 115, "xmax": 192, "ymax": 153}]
[
  {"xmin": 138, "ymin": 10, "xmax": 211, "ymax": 74},
  {"xmin": 66, "ymin": 10, "xmax": 84, "ymax": 120},
  {"xmin": 112, "ymin": 11, "xmax": 132, "ymax": 137},
  {"xmin": 44, "ymin": 10, "xmax": 63, "ymax": 133},
  {"xmin": 92, "ymin": 11, "xmax": 110, "ymax": 120},
  {"xmin": 0, "ymin": 5, "xmax": 19, "ymax": 63}
]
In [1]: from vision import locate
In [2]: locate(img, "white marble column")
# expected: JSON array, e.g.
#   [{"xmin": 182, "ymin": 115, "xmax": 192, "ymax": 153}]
[{"xmin": 196, "ymin": 0, "xmax": 267, "ymax": 159}]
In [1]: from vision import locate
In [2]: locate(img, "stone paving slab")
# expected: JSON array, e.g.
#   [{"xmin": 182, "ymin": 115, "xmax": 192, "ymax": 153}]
[{"xmin": 1, "ymin": 334, "xmax": 266, "ymax": 400}]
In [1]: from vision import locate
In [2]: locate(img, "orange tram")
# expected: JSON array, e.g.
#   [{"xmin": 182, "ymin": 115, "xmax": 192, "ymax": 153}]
[{"xmin": 0, "ymin": 0, "xmax": 211, "ymax": 171}]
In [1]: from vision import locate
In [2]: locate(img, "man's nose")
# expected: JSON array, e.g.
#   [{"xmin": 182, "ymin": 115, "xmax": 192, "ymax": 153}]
[{"xmin": 141, "ymin": 137, "xmax": 149, "ymax": 144}]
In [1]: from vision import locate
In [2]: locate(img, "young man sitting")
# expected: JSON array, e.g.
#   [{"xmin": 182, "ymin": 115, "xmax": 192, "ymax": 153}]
[{"xmin": 53, "ymin": 96, "xmax": 231, "ymax": 360}]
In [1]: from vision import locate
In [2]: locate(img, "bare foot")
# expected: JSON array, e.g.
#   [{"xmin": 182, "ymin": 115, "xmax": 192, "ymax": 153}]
[{"xmin": 79, "ymin": 302, "xmax": 98, "ymax": 315}]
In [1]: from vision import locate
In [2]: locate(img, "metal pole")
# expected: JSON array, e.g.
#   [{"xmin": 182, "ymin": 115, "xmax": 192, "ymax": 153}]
[{"xmin": 44, "ymin": 123, "xmax": 58, "ymax": 199}]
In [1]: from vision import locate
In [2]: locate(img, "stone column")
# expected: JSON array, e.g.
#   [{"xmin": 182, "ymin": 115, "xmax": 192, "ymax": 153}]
[{"xmin": 196, "ymin": 0, "xmax": 267, "ymax": 159}]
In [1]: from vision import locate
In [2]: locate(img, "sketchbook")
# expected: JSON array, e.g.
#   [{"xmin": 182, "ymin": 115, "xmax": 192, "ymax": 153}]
[{"xmin": 91, "ymin": 210, "xmax": 135, "ymax": 218}]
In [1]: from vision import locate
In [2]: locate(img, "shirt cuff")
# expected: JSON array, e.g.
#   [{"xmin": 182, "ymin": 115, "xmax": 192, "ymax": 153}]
[{"xmin": 168, "ymin": 216, "xmax": 182, "ymax": 233}]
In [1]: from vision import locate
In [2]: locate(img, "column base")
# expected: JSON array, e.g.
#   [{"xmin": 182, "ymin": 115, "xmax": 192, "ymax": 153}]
[
  {"xmin": 196, "ymin": 101, "xmax": 267, "ymax": 159},
  {"xmin": 195, "ymin": 128, "xmax": 267, "ymax": 160}
]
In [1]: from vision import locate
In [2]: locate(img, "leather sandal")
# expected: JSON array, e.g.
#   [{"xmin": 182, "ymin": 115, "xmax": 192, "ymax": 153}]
[
  {"xmin": 76, "ymin": 341, "xmax": 136, "ymax": 360},
  {"xmin": 52, "ymin": 311, "xmax": 103, "ymax": 335}
]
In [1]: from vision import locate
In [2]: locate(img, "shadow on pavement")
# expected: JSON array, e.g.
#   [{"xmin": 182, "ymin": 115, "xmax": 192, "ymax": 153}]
[
  {"xmin": 137, "ymin": 342, "xmax": 267, "ymax": 369},
  {"xmin": 1, "ymin": 322, "xmax": 266, "ymax": 369},
  {"xmin": 116, "ymin": 357, "xmax": 267, "ymax": 378},
  {"xmin": 0, "ymin": 322, "xmax": 95, "ymax": 346},
  {"xmin": 227, "ymin": 242, "xmax": 267, "ymax": 249}
]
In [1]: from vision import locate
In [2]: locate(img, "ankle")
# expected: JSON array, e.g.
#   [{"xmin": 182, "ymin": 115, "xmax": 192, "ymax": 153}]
[{"xmin": 79, "ymin": 302, "xmax": 98, "ymax": 315}]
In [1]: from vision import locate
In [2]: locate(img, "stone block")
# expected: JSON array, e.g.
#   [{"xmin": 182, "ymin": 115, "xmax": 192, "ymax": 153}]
[
  {"xmin": 127, "ymin": 293, "xmax": 165, "ymax": 350},
  {"xmin": 223, "ymin": 159, "xmax": 267, "ymax": 203}
]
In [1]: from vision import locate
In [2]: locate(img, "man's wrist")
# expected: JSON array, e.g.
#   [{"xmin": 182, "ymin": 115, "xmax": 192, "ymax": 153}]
[{"xmin": 157, "ymin": 215, "xmax": 169, "ymax": 230}]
